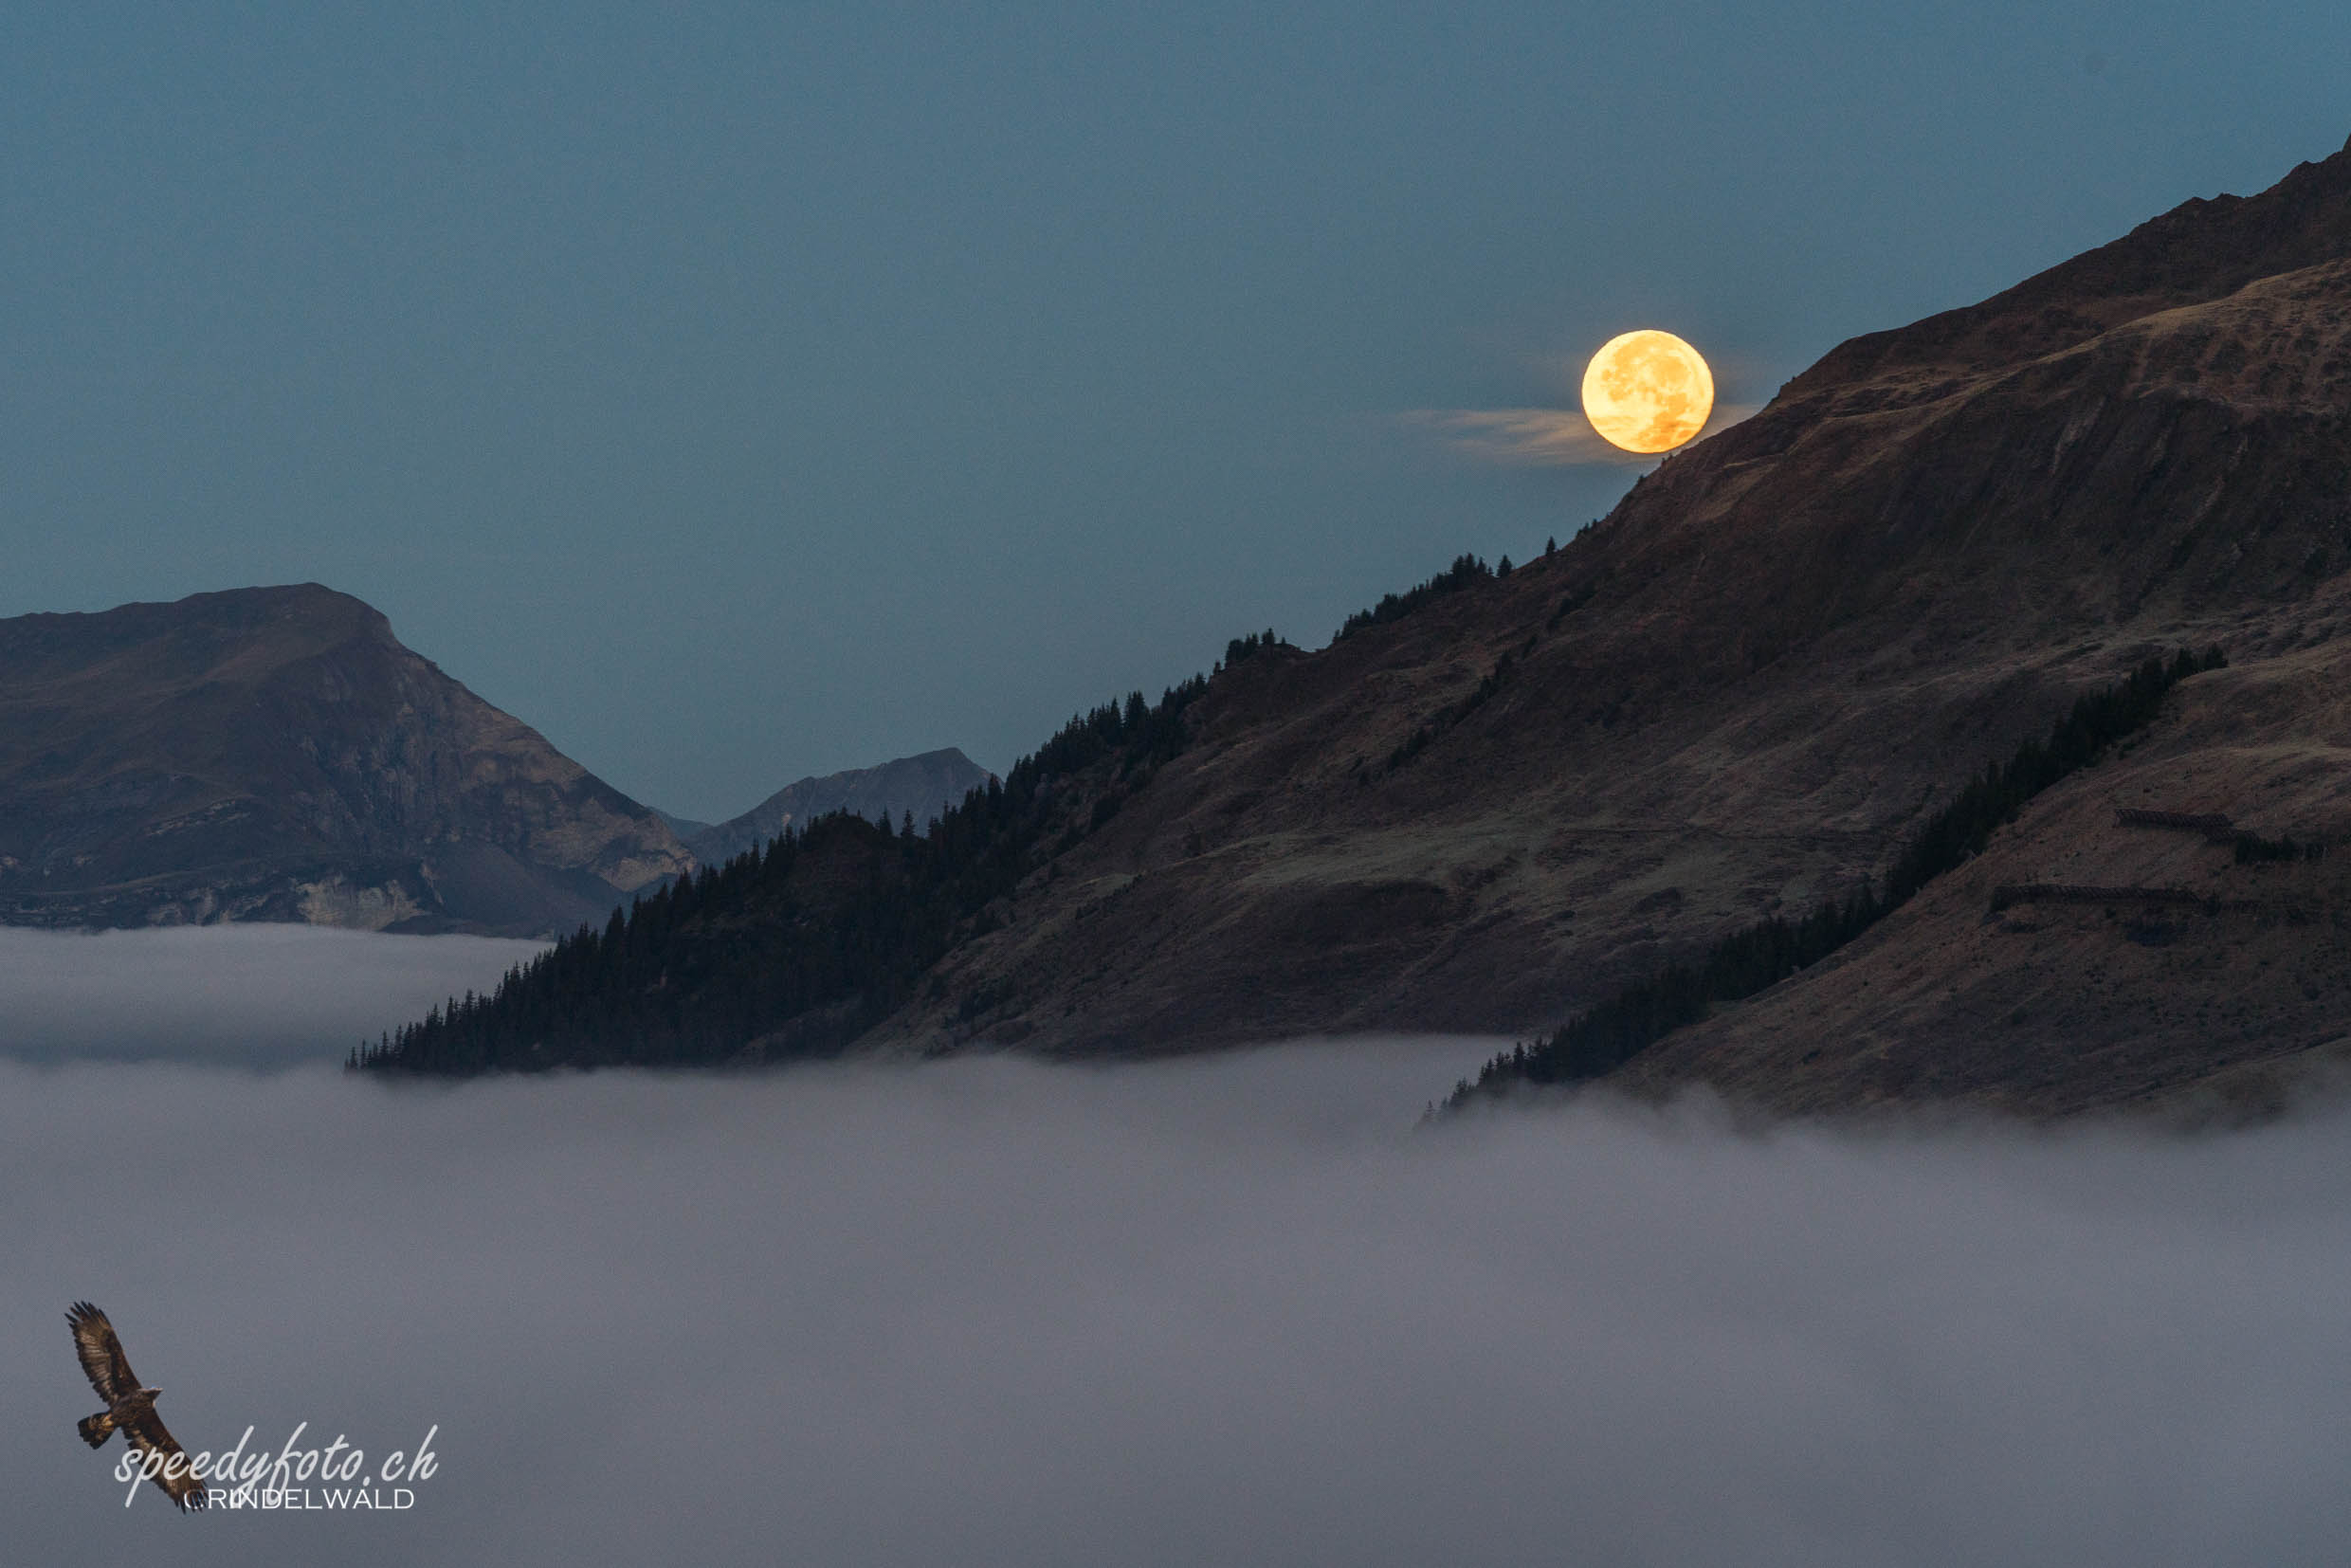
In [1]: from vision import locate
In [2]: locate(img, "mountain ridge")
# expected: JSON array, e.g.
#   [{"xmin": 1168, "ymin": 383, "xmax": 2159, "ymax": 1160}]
[
  {"xmin": 0, "ymin": 583, "xmax": 692, "ymax": 937},
  {"xmin": 860, "ymin": 135, "xmax": 2351, "ymax": 1107},
  {"xmin": 673, "ymin": 748, "xmax": 996, "ymax": 867},
  {"xmin": 365, "ymin": 134, "xmax": 2351, "ymax": 1114}
]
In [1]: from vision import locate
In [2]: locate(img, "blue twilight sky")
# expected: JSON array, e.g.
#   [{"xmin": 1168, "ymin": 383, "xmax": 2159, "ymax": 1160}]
[{"xmin": 1, "ymin": 4, "xmax": 2344, "ymax": 820}]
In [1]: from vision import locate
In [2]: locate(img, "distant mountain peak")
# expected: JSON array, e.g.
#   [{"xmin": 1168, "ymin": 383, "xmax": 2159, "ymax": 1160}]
[
  {"xmin": 0, "ymin": 585, "xmax": 691, "ymax": 937},
  {"xmin": 675, "ymin": 748, "xmax": 997, "ymax": 866}
]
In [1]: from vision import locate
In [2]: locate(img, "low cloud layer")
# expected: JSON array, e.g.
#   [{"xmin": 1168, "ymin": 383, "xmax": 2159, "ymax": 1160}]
[
  {"xmin": 0, "ymin": 925, "xmax": 548, "ymax": 1065},
  {"xmin": 1406, "ymin": 404, "xmax": 1762, "ymax": 466},
  {"xmin": 8, "ymin": 1030, "xmax": 2349, "ymax": 1564}
]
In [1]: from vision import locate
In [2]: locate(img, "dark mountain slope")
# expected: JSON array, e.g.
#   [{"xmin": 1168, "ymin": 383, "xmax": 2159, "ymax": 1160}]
[
  {"xmin": 863, "ymin": 137, "xmax": 2351, "ymax": 1083},
  {"xmin": 0, "ymin": 585, "xmax": 690, "ymax": 936},
  {"xmin": 1607, "ymin": 631, "xmax": 2351, "ymax": 1120},
  {"xmin": 1795, "ymin": 133, "xmax": 2351, "ymax": 390},
  {"xmin": 373, "ymin": 134, "xmax": 2351, "ymax": 1111},
  {"xmin": 363, "ymin": 683, "xmax": 1203, "ymax": 1069}
]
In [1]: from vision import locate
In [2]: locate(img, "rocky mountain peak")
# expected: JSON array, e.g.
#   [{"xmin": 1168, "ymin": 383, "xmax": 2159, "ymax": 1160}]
[
  {"xmin": 1788, "ymin": 135, "xmax": 2351, "ymax": 396},
  {"xmin": 0, "ymin": 585, "xmax": 691, "ymax": 936}
]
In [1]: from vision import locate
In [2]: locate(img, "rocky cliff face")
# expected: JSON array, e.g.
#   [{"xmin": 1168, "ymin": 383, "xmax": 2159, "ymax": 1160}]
[
  {"xmin": 0, "ymin": 585, "xmax": 692, "ymax": 937},
  {"xmin": 864, "ymin": 136, "xmax": 2351, "ymax": 1113}
]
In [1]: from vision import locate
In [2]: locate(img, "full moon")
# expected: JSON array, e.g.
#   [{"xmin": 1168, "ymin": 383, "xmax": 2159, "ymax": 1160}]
[{"xmin": 1580, "ymin": 330, "xmax": 1715, "ymax": 453}]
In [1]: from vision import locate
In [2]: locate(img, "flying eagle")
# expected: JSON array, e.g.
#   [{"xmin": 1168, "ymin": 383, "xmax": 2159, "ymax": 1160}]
[{"xmin": 67, "ymin": 1302, "xmax": 206, "ymax": 1510}]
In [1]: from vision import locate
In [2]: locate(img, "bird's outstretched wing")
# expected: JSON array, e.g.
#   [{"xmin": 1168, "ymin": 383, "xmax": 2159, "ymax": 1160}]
[
  {"xmin": 65, "ymin": 1301, "xmax": 137, "ymax": 1405},
  {"xmin": 119, "ymin": 1408, "xmax": 206, "ymax": 1511}
]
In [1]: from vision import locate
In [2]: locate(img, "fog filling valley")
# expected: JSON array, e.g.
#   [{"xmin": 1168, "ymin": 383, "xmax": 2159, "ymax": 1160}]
[
  {"xmin": 0, "ymin": 925, "xmax": 549, "ymax": 1065},
  {"xmin": 5, "ymin": 929, "xmax": 2348, "ymax": 1564}
]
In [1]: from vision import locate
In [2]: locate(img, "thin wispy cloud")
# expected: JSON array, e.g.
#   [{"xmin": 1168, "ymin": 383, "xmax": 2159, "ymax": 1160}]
[{"xmin": 1405, "ymin": 404, "xmax": 1762, "ymax": 466}]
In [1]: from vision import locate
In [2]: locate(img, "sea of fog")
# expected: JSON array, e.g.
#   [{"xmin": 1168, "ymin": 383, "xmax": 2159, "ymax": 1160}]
[
  {"xmin": 3, "ymin": 926, "xmax": 2348, "ymax": 1565},
  {"xmin": 0, "ymin": 924, "xmax": 551, "ymax": 1066}
]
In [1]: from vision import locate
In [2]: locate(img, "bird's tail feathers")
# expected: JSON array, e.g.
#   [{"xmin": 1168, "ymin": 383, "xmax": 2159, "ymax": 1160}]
[{"xmin": 77, "ymin": 1412, "xmax": 114, "ymax": 1448}]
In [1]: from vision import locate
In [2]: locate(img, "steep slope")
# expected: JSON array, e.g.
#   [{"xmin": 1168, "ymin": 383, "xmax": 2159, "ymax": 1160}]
[
  {"xmin": 864, "ymin": 136, "xmax": 2351, "ymax": 1084},
  {"xmin": 0, "ymin": 585, "xmax": 691, "ymax": 936},
  {"xmin": 1609, "ymin": 634, "xmax": 2351, "ymax": 1119},
  {"xmin": 676, "ymin": 748, "xmax": 995, "ymax": 866},
  {"xmin": 360, "ymin": 684, "xmax": 1203, "ymax": 1070},
  {"xmin": 364, "ymin": 133, "xmax": 2351, "ymax": 1106}
]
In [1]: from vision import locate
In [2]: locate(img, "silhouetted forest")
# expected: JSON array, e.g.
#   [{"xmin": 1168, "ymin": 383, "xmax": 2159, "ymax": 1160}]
[
  {"xmin": 2234, "ymin": 829, "xmax": 2325, "ymax": 864},
  {"xmin": 1444, "ymin": 647, "xmax": 2228, "ymax": 1108},
  {"xmin": 359, "ymin": 538, "xmax": 1524, "ymax": 1076},
  {"xmin": 1223, "ymin": 629, "xmax": 1284, "ymax": 666},
  {"xmin": 1335, "ymin": 554, "xmax": 1491, "ymax": 641},
  {"xmin": 355, "ymin": 673, "xmax": 1209, "ymax": 1073}
]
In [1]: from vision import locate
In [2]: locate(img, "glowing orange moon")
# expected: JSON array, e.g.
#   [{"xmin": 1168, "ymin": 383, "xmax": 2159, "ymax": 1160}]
[{"xmin": 1580, "ymin": 330, "xmax": 1715, "ymax": 453}]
